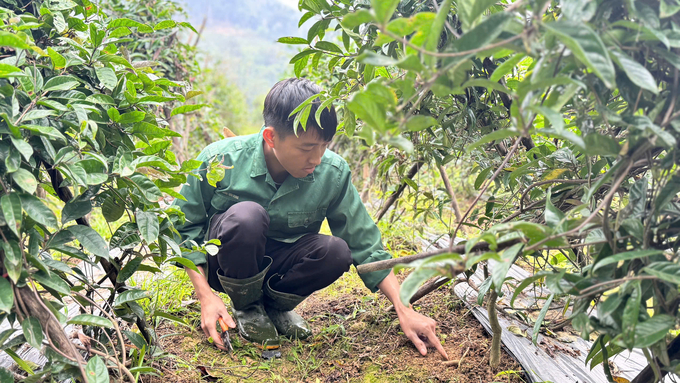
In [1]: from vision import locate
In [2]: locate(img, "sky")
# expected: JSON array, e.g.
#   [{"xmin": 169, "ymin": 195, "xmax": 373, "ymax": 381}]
[{"xmin": 275, "ymin": 0, "xmax": 299, "ymax": 9}]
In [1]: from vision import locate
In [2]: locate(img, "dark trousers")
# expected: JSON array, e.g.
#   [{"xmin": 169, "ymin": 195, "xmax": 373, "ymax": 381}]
[{"xmin": 206, "ymin": 201, "xmax": 353, "ymax": 296}]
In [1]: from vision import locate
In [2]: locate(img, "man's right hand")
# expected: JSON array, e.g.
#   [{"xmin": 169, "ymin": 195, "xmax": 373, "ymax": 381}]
[
  {"xmin": 185, "ymin": 266, "xmax": 236, "ymax": 351},
  {"xmin": 199, "ymin": 293, "xmax": 236, "ymax": 351}
]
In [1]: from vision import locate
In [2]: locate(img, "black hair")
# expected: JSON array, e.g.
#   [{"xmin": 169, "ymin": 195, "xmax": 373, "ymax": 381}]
[{"xmin": 263, "ymin": 78, "xmax": 337, "ymax": 142}]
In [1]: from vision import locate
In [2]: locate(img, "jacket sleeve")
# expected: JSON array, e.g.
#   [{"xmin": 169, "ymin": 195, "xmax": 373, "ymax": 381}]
[
  {"xmin": 326, "ymin": 160, "xmax": 392, "ymax": 292},
  {"xmin": 172, "ymin": 151, "xmax": 217, "ymax": 269}
]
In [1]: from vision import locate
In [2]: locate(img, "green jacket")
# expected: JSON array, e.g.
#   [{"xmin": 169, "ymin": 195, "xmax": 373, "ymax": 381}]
[{"xmin": 173, "ymin": 132, "xmax": 391, "ymax": 292}]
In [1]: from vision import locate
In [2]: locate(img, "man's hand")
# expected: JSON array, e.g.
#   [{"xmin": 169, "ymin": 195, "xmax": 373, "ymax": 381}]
[
  {"xmin": 185, "ymin": 266, "xmax": 236, "ymax": 351},
  {"xmin": 377, "ymin": 271, "xmax": 449, "ymax": 360},
  {"xmin": 199, "ymin": 293, "xmax": 236, "ymax": 351},
  {"xmin": 396, "ymin": 306, "xmax": 448, "ymax": 358}
]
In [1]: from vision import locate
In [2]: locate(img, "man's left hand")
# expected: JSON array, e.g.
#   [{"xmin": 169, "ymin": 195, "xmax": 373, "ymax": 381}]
[{"xmin": 397, "ymin": 306, "xmax": 449, "ymax": 359}]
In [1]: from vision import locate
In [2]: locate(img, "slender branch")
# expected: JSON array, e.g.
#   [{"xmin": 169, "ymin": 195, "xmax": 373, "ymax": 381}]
[
  {"xmin": 520, "ymin": 179, "xmax": 590, "ymax": 212},
  {"xmin": 575, "ymin": 275, "xmax": 658, "ymax": 298},
  {"xmin": 356, "ymin": 238, "xmax": 521, "ymax": 274},
  {"xmin": 75, "ymin": 344, "xmax": 136, "ymax": 383},
  {"xmin": 381, "ymin": 29, "xmax": 525, "ymax": 58},
  {"xmin": 525, "ymin": 159, "xmax": 635, "ymax": 252},
  {"xmin": 451, "ymin": 137, "xmax": 522, "ymax": 249}
]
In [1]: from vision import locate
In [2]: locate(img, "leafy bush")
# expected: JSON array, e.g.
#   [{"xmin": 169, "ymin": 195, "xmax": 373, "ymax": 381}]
[
  {"xmin": 0, "ymin": 0, "xmax": 207, "ymax": 380},
  {"xmin": 284, "ymin": 0, "xmax": 680, "ymax": 380}
]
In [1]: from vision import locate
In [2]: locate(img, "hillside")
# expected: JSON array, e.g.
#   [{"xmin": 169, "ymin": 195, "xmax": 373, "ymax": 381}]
[{"xmin": 180, "ymin": 0, "xmax": 306, "ymax": 108}]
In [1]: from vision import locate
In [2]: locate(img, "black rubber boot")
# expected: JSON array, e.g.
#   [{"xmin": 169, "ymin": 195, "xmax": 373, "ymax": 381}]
[
  {"xmin": 263, "ymin": 274, "xmax": 312, "ymax": 340},
  {"xmin": 217, "ymin": 257, "xmax": 279, "ymax": 349}
]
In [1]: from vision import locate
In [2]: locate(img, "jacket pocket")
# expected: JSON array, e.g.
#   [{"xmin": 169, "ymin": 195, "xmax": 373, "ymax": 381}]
[
  {"xmin": 210, "ymin": 190, "xmax": 240, "ymax": 212},
  {"xmin": 287, "ymin": 208, "xmax": 326, "ymax": 228}
]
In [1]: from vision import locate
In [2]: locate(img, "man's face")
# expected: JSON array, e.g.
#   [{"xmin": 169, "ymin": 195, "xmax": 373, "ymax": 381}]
[{"xmin": 272, "ymin": 128, "xmax": 329, "ymax": 179}]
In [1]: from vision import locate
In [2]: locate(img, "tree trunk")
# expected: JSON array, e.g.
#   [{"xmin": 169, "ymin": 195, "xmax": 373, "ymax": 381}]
[
  {"xmin": 488, "ymin": 289, "xmax": 501, "ymax": 369},
  {"xmin": 16, "ymin": 286, "xmax": 86, "ymax": 365}
]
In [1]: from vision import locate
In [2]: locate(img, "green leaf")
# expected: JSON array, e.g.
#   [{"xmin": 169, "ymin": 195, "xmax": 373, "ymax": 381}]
[
  {"xmin": 490, "ymin": 54, "xmax": 526, "ymax": 82},
  {"xmin": 453, "ymin": 12, "xmax": 512, "ymax": 53},
  {"xmin": 129, "ymin": 174, "xmax": 163, "ymax": 203},
  {"xmin": 593, "ymin": 250, "xmax": 662, "ymax": 271},
  {"xmin": 406, "ymin": 115, "xmax": 438, "ymax": 132},
  {"xmin": 68, "ymin": 314, "xmax": 114, "ymax": 329},
  {"xmin": 166, "ymin": 257, "xmax": 198, "ymax": 272},
  {"xmin": 170, "ymin": 104, "xmax": 208, "ymax": 117},
  {"xmin": 532, "ymin": 294, "xmax": 554, "ymax": 345},
  {"xmin": 491, "ymin": 243, "xmax": 523, "ymax": 290},
  {"xmin": 0, "ymin": 367, "xmax": 11, "ymax": 383},
  {"xmin": 154, "ymin": 20, "xmax": 176, "ymax": 30},
  {"xmin": 21, "ymin": 109, "xmax": 57, "ymax": 122},
  {"xmin": 622, "ymin": 281, "xmax": 641, "ymax": 347},
  {"xmin": 315, "ymin": 41, "xmax": 343, "ymax": 54},
  {"xmin": 117, "ymin": 111, "xmax": 145, "ymax": 124},
  {"xmin": 11, "ymin": 169, "xmax": 36, "ymax": 195},
  {"xmin": 117, "ymin": 256, "xmax": 142, "ymax": 283},
  {"xmin": 0, "ymin": 278, "xmax": 13, "ymax": 313},
  {"xmin": 347, "ymin": 91, "xmax": 386, "ymax": 131},
  {"xmin": 85, "ymin": 356, "xmax": 109, "ymax": 383},
  {"xmin": 477, "ymin": 276, "xmax": 492, "ymax": 305},
  {"xmin": 42, "ymin": 75, "xmax": 79, "ymax": 91},
  {"xmin": 33, "ymin": 271, "xmax": 71, "ymax": 295},
  {"xmin": 475, "ymin": 166, "xmax": 492, "ymax": 189},
  {"xmin": 466, "ymin": 128, "xmax": 519, "ymax": 153},
  {"xmin": 425, "ymin": 0, "xmax": 452, "ymax": 67},
  {"xmin": 655, "ymin": 173, "xmax": 680, "ymax": 212},
  {"xmin": 47, "ymin": 47, "xmax": 66, "ymax": 69},
  {"xmin": 5, "ymin": 349, "xmax": 33, "ymax": 375},
  {"xmin": 544, "ymin": 188, "xmax": 565, "ymax": 230},
  {"xmin": 62, "ymin": 194, "xmax": 92, "ymax": 224},
  {"xmin": 107, "ymin": 18, "xmax": 150, "ymax": 30},
  {"xmin": 131, "ymin": 122, "xmax": 182, "ymax": 138},
  {"xmin": 68, "ymin": 225, "xmax": 110, "ymax": 260},
  {"xmin": 109, "ymin": 26, "xmax": 131, "ymax": 38},
  {"xmin": 102, "ymin": 196, "xmax": 125, "ymax": 222},
  {"xmin": 136, "ymin": 210, "xmax": 159, "ymax": 244},
  {"xmin": 278, "ymin": 36, "xmax": 309, "ymax": 45},
  {"xmin": 1, "ymin": 194, "xmax": 21, "ymax": 239},
  {"xmin": 0, "ymin": 31, "xmax": 30, "ymax": 50},
  {"xmin": 19, "ymin": 194, "xmax": 57, "ymax": 229},
  {"xmin": 21, "ymin": 317, "xmax": 42, "ymax": 349},
  {"xmin": 0, "ymin": 63, "xmax": 26, "ymax": 78},
  {"xmin": 509, "ymin": 271, "xmax": 552, "ymax": 307},
  {"xmin": 95, "ymin": 67, "xmax": 117, "ymax": 91},
  {"xmin": 584, "ymin": 133, "xmax": 620, "ymax": 157},
  {"xmin": 399, "ymin": 267, "xmax": 439, "ymax": 306},
  {"xmin": 643, "ymin": 262, "xmax": 680, "ymax": 284},
  {"xmin": 22, "ymin": 124, "xmax": 66, "ymax": 142},
  {"xmin": 633, "ymin": 314, "xmax": 674, "ymax": 348},
  {"xmin": 341, "ymin": 9, "xmax": 374, "ymax": 29},
  {"xmin": 10, "ymin": 137, "xmax": 33, "ymax": 162},
  {"xmin": 543, "ymin": 21, "xmax": 616, "ymax": 88},
  {"xmin": 114, "ymin": 289, "xmax": 150, "ymax": 306},
  {"xmin": 371, "ymin": 0, "xmax": 399, "ymax": 24},
  {"xmin": 457, "ymin": 0, "xmax": 498, "ymax": 32},
  {"xmin": 289, "ymin": 49, "xmax": 316, "ymax": 64},
  {"xmin": 152, "ymin": 310, "xmax": 191, "ymax": 328},
  {"xmin": 610, "ymin": 50, "xmax": 658, "ymax": 94},
  {"xmin": 206, "ymin": 161, "xmax": 225, "ymax": 187}
]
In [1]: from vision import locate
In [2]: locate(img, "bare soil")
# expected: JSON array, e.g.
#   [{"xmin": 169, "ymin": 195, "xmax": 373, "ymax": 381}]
[{"xmin": 141, "ymin": 276, "xmax": 526, "ymax": 383}]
